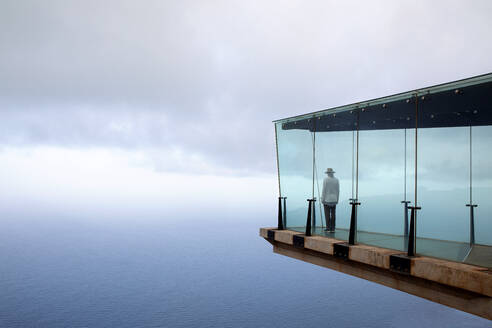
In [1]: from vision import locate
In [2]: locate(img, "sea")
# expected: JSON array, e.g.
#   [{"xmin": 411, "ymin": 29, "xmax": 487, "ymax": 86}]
[{"xmin": 0, "ymin": 212, "xmax": 490, "ymax": 328}]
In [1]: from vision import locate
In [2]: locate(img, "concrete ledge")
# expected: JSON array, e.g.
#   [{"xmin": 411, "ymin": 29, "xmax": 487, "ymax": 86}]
[
  {"xmin": 349, "ymin": 243, "xmax": 401, "ymax": 270},
  {"xmin": 412, "ymin": 256, "xmax": 492, "ymax": 298},
  {"xmin": 261, "ymin": 227, "xmax": 492, "ymax": 320},
  {"xmin": 271, "ymin": 241, "xmax": 492, "ymax": 320},
  {"xmin": 274, "ymin": 230, "xmax": 303, "ymax": 244},
  {"xmin": 304, "ymin": 235, "xmax": 343, "ymax": 255}
]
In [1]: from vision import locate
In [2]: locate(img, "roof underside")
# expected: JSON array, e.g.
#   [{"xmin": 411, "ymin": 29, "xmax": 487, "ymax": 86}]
[{"xmin": 278, "ymin": 73, "xmax": 492, "ymax": 132}]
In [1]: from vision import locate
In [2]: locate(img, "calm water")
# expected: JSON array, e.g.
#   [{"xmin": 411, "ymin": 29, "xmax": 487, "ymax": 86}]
[{"xmin": 0, "ymin": 214, "xmax": 490, "ymax": 327}]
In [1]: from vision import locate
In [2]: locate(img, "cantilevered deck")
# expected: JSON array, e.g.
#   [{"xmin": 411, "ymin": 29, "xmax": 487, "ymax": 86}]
[{"xmin": 260, "ymin": 228, "xmax": 492, "ymax": 320}]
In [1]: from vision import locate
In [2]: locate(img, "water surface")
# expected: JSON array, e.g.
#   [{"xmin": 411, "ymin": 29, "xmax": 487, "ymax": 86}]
[{"xmin": 0, "ymin": 214, "xmax": 489, "ymax": 327}]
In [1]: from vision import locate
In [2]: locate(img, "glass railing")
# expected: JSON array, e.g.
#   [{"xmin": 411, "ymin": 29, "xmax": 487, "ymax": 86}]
[
  {"xmin": 274, "ymin": 72, "xmax": 492, "ymax": 268},
  {"xmin": 276, "ymin": 121, "xmax": 314, "ymax": 230}
]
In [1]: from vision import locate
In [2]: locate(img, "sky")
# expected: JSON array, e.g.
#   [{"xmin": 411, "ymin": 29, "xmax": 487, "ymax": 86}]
[{"xmin": 1, "ymin": 0, "xmax": 492, "ymax": 218}]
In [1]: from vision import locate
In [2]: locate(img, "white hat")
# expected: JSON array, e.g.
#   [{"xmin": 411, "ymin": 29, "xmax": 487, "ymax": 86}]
[{"xmin": 325, "ymin": 168, "xmax": 335, "ymax": 174}]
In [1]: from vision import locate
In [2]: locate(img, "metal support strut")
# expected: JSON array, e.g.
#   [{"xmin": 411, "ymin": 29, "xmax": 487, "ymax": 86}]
[
  {"xmin": 277, "ymin": 197, "xmax": 284, "ymax": 230},
  {"xmin": 466, "ymin": 204, "xmax": 477, "ymax": 246},
  {"xmin": 407, "ymin": 206, "xmax": 421, "ymax": 256},
  {"xmin": 312, "ymin": 198, "xmax": 316, "ymax": 229},
  {"xmin": 348, "ymin": 200, "xmax": 360, "ymax": 245},
  {"xmin": 305, "ymin": 198, "xmax": 316, "ymax": 236},
  {"xmin": 282, "ymin": 197, "xmax": 287, "ymax": 229}
]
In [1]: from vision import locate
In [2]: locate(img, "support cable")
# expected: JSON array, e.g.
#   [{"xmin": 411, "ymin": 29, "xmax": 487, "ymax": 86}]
[
  {"xmin": 401, "ymin": 129, "xmax": 410, "ymax": 238},
  {"xmin": 404, "ymin": 128, "xmax": 407, "ymax": 202},
  {"xmin": 352, "ymin": 130, "xmax": 355, "ymax": 200},
  {"xmin": 465, "ymin": 123, "xmax": 477, "ymax": 252},
  {"xmin": 349, "ymin": 110, "xmax": 361, "ymax": 245},
  {"xmin": 311, "ymin": 131, "xmax": 324, "ymax": 230},
  {"xmin": 274, "ymin": 124, "xmax": 281, "ymax": 198},
  {"xmin": 408, "ymin": 95, "xmax": 421, "ymax": 256},
  {"xmin": 470, "ymin": 124, "xmax": 473, "ymax": 206}
]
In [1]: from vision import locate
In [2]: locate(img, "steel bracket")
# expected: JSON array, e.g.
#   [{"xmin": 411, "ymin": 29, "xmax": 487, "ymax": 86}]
[
  {"xmin": 390, "ymin": 254, "xmax": 412, "ymax": 275},
  {"xmin": 293, "ymin": 234, "xmax": 305, "ymax": 248},
  {"xmin": 333, "ymin": 243, "xmax": 350, "ymax": 260}
]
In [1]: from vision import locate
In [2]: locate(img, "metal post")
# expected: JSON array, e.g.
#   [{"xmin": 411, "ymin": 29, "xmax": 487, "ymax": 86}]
[
  {"xmin": 305, "ymin": 199, "xmax": 313, "ymax": 236},
  {"xmin": 407, "ymin": 206, "xmax": 421, "ymax": 256},
  {"xmin": 282, "ymin": 197, "xmax": 287, "ymax": 229},
  {"xmin": 348, "ymin": 200, "xmax": 360, "ymax": 245},
  {"xmin": 470, "ymin": 205, "xmax": 475, "ymax": 246},
  {"xmin": 312, "ymin": 198, "xmax": 316, "ymax": 230},
  {"xmin": 466, "ymin": 204, "xmax": 477, "ymax": 246},
  {"xmin": 407, "ymin": 207, "xmax": 415, "ymax": 256},
  {"xmin": 277, "ymin": 197, "xmax": 284, "ymax": 230}
]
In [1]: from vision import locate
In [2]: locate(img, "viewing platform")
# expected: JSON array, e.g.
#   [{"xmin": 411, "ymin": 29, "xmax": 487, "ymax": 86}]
[{"xmin": 263, "ymin": 72, "xmax": 492, "ymax": 320}]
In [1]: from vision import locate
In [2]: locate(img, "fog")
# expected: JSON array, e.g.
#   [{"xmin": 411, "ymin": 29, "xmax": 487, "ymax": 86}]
[{"xmin": 1, "ymin": 0, "xmax": 491, "ymax": 214}]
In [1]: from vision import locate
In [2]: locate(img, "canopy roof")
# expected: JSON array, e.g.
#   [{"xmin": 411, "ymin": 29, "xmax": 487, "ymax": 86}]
[{"xmin": 275, "ymin": 73, "xmax": 492, "ymax": 132}]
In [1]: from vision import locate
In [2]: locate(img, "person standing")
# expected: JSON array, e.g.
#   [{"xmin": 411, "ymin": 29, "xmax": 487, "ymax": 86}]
[{"xmin": 321, "ymin": 168, "xmax": 339, "ymax": 232}]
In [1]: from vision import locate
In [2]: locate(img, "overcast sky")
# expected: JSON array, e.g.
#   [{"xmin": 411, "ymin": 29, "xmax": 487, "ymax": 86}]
[{"xmin": 1, "ymin": 1, "xmax": 492, "ymax": 217}]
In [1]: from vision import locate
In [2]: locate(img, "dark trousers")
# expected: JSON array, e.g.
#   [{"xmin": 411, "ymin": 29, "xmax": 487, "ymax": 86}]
[{"xmin": 323, "ymin": 205, "xmax": 336, "ymax": 231}]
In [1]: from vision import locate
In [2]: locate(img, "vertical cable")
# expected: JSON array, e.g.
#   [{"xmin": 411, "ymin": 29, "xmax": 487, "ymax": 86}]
[
  {"xmin": 312, "ymin": 119, "xmax": 316, "ymax": 231},
  {"xmin": 311, "ymin": 120, "xmax": 324, "ymax": 229},
  {"xmin": 414, "ymin": 95, "xmax": 419, "ymax": 254},
  {"xmin": 274, "ymin": 123, "xmax": 281, "ymax": 197},
  {"xmin": 469, "ymin": 125, "xmax": 472, "ymax": 205},
  {"xmin": 312, "ymin": 120, "xmax": 316, "ymax": 200},
  {"xmin": 414, "ymin": 96, "xmax": 418, "ymax": 207},
  {"xmin": 402, "ymin": 128, "xmax": 410, "ymax": 238},
  {"xmin": 407, "ymin": 95, "xmax": 420, "ymax": 256},
  {"xmin": 348, "ymin": 109, "xmax": 361, "ymax": 245},
  {"xmin": 467, "ymin": 123, "xmax": 476, "ymax": 248},
  {"xmin": 313, "ymin": 126, "xmax": 324, "ymax": 229},
  {"xmin": 404, "ymin": 129, "xmax": 407, "ymax": 202},
  {"xmin": 356, "ymin": 111, "xmax": 360, "ymax": 201},
  {"xmin": 352, "ymin": 130, "xmax": 355, "ymax": 200}
]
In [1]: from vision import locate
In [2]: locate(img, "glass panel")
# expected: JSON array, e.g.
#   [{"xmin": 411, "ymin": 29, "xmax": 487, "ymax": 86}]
[
  {"xmin": 416, "ymin": 91, "xmax": 471, "ymax": 262},
  {"xmin": 416, "ymin": 126, "xmax": 469, "ymax": 260},
  {"xmin": 473, "ymin": 126, "xmax": 492, "ymax": 248},
  {"xmin": 356, "ymin": 97, "xmax": 416, "ymax": 251},
  {"xmin": 464, "ymin": 122, "xmax": 492, "ymax": 267},
  {"xmin": 276, "ymin": 121, "xmax": 314, "ymax": 231},
  {"xmin": 313, "ymin": 111, "xmax": 357, "ymax": 241}
]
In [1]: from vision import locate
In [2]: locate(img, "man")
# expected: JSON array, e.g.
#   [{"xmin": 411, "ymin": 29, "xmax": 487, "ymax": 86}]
[{"xmin": 321, "ymin": 168, "xmax": 339, "ymax": 232}]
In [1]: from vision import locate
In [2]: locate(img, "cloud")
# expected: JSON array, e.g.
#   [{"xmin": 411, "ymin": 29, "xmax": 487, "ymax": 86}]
[
  {"xmin": 1, "ymin": 0, "xmax": 492, "ymax": 175},
  {"xmin": 0, "ymin": 146, "xmax": 277, "ymax": 217}
]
